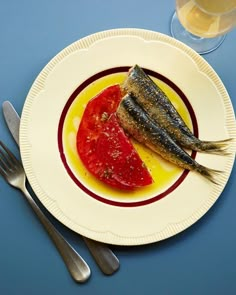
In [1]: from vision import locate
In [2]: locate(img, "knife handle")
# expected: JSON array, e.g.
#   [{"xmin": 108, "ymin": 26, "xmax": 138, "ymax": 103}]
[{"xmin": 83, "ymin": 237, "xmax": 119, "ymax": 275}]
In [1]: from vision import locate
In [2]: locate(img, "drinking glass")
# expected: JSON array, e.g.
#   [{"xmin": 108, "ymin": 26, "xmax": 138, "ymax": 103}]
[{"xmin": 170, "ymin": 0, "xmax": 236, "ymax": 54}]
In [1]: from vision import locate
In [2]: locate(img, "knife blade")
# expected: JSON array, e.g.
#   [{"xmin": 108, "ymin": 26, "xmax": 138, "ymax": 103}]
[
  {"xmin": 2, "ymin": 100, "xmax": 120, "ymax": 275},
  {"xmin": 2, "ymin": 101, "xmax": 20, "ymax": 145}
]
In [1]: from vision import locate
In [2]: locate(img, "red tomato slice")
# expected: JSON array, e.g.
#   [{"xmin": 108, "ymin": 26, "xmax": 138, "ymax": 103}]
[
  {"xmin": 77, "ymin": 84, "xmax": 153, "ymax": 190},
  {"xmin": 77, "ymin": 84, "xmax": 122, "ymax": 145},
  {"xmin": 96, "ymin": 113, "xmax": 153, "ymax": 189}
]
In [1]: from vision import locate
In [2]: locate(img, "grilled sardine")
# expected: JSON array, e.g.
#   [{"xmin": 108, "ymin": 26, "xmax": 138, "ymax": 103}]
[
  {"xmin": 123, "ymin": 64, "xmax": 231, "ymax": 154},
  {"xmin": 117, "ymin": 94, "xmax": 219, "ymax": 183}
]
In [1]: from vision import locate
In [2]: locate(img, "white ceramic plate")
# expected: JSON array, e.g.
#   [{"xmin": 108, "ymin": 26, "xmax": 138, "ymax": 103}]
[{"xmin": 20, "ymin": 28, "xmax": 236, "ymax": 245}]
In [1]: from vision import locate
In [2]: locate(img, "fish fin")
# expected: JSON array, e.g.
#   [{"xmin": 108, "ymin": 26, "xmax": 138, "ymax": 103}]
[
  {"xmin": 200, "ymin": 138, "xmax": 234, "ymax": 155},
  {"xmin": 198, "ymin": 166, "xmax": 222, "ymax": 185}
]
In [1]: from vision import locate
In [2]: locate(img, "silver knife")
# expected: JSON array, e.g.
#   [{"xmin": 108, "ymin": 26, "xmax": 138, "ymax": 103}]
[{"xmin": 2, "ymin": 100, "xmax": 119, "ymax": 275}]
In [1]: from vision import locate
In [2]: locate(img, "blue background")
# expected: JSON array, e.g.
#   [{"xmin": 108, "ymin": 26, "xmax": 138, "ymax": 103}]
[{"xmin": 0, "ymin": 1, "xmax": 235, "ymax": 294}]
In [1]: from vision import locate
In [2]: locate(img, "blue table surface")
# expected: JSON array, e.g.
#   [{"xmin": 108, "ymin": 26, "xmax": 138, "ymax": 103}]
[{"xmin": 0, "ymin": 1, "xmax": 235, "ymax": 294}]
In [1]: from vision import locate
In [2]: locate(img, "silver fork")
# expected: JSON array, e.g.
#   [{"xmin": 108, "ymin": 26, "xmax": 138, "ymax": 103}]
[
  {"xmin": 0, "ymin": 141, "xmax": 91, "ymax": 283},
  {"xmin": 2, "ymin": 101, "xmax": 119, "ymax": 275}
]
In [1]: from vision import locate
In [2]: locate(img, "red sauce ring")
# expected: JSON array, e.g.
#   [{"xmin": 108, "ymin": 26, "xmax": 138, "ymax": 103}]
[{"xmin": 58, "ymin": 67, "xmax": 198, "ymax": 207}]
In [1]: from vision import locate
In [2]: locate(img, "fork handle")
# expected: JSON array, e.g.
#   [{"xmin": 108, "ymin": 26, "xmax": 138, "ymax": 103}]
[{"xmin": 21, "ymin": 185, "xmax": 91, "ymax": 283}]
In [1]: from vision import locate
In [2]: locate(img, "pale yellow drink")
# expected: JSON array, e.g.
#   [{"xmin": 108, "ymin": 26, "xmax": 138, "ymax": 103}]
[{"xmin": 176, "ymin": 0, "xmax": 236, "ymax": 37}]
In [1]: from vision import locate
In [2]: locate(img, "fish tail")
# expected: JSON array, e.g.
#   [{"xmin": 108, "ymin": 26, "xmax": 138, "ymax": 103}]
[
  {"xmin": 197, "ymin": 165, "xmax": 221, "ymax": 184},
  {"xmin": 200, "ymin": 138, "xmax": 234, "ymax": 155}
]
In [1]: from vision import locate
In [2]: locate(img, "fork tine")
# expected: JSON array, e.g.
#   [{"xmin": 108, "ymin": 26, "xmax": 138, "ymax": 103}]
[
  {"xmin": 0, "ymin": 144, "xmax": 9, "ymax": 178},
  {"xmin": 0, "ymin": 159, "xmax": 7, "ymax": 178},
  {"xmin": 0, "ymin": 141, "xmax": 20, "ymax": 168},
  {"xmin": 0, "ymin": 147, "xmax": 9, "ymax": 171}
]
